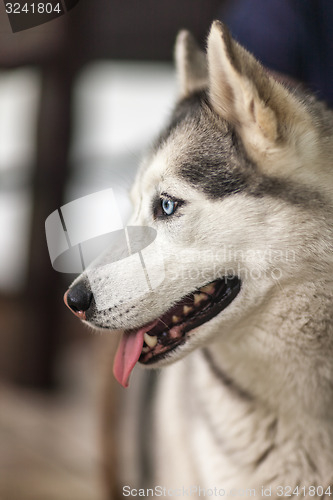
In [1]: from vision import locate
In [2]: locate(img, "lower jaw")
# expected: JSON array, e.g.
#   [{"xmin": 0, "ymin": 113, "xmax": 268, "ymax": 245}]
[
  {"xmin": 139, "ymin": 276, "xmax": 241, "ymax": 365},
  {"xmin": 140, "ymin": 336, "xmax": 185, "ymax": 365}
]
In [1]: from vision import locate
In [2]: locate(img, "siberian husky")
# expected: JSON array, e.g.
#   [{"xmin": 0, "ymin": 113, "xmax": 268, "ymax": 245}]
[{"xmin": 64, "ymin": 22, "xmax": 333, "ymax": 499}]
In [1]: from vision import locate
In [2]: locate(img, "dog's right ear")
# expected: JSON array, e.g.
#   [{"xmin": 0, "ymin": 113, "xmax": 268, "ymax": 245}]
[
  {"xmin": 175, "ymin": 30, "xmax": 208, "ymax": 97},
  {"xmin": 207, "ymin": 21, "xmax": 279, "ymax": 156},
  {"xmin": 206, "ymin": 21, "xmax": 320, "ymax": 182}
]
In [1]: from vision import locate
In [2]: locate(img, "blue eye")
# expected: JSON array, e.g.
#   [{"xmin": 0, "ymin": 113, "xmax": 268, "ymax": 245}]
[
  {"xmin": 161, "ymin": 198, "xmax": 176, "ymax": 216},
  {"xmin": 154, "ymin": 194, "xmax": 183, "ymax": 219}
]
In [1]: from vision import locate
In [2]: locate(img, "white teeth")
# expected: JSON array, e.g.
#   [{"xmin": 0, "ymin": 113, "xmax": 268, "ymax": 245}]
[
  {"xmin": 172, "ymin": 315, "xmax": 180, "ymax": 324},
  {"xmin": 142, "ymin": 346, "xmax": 150, "ymax": 353},
  {"xmin": 183, "ymin": 305, "xmax": 193, "ymax": 315},
  {"xmin": 200, "ymin": 283, "xmax": 215, "ymax": 295},
  {"xmin": 194, "ymin": 293, "xmax": 207, "ymax": 305},
  {"xmin": 144, "ymin": 333, "xmax": 158, "ymax": 348}
]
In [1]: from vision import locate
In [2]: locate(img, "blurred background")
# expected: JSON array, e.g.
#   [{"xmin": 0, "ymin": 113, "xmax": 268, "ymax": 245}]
[
  {"xmin": 0, "ymin": 0, "xmax": 332, "ymax": 498},
  {"xmin": 0, "ymin": 1, "xmax": 224, "ymax": 499}
]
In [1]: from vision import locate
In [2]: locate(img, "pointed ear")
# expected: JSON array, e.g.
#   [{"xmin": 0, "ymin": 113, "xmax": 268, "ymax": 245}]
[
  {"xmin": 175, "ymin": 30, "xmax": 208, "ymax": 97},
  {"xmin": 207, "ymin": 21, "xmax": 278, "ymax": 153}
]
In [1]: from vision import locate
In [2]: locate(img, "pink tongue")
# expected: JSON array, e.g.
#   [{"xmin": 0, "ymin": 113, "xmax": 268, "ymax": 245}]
[{"xmin": 113, "ymin": 321, "xmax": 158, "ymax": 388}]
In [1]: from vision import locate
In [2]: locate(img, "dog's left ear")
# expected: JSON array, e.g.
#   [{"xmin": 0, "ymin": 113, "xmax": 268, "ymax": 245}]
[
  {"xmin": 175, "ymin": 30, "xmax": 208, "ymax": 97},
  {"xmin": 207, "ymin": 21, "xmax": 279, "ymax": 155}
]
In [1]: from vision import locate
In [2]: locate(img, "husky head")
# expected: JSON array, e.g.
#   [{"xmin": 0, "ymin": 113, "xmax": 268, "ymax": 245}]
[{"xmin": 65, "ymin": 22, "xmax": 333, "ymax": 390}]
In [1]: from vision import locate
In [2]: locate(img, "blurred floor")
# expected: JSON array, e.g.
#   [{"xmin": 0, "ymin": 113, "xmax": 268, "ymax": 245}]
[{"xmin": 0, "ymin": 339, "xmax": 105, "ymax": 500}]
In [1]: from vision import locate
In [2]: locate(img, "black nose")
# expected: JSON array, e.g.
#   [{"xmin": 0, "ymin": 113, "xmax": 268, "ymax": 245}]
[{"xmin": 64, "ymin": 282, "xmax": 93, "ymax": 319}]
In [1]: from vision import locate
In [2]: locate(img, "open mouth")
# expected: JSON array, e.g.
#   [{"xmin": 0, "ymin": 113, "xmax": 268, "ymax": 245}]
[
  {"xmin": 140, "ymin": 276, "xmax": 241, "ymax": 363},
  {"xmin": 113, "ymin": 276, "xmax": 241, "ymax": 387}
]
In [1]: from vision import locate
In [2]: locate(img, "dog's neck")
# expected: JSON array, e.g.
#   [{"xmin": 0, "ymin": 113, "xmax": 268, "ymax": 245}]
[
  {"xmin": 185, "ymin": 282, "xmax": 333, "ymax": 484},
  {"xmin": 209, "ymin": 279, "xmax": 333, "ymax": 419}
]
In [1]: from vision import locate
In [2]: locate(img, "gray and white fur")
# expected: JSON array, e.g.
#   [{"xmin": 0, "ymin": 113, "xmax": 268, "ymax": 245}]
[{"xmin": 69, "ymin": 22, "xmax": 333, "ymax": 499}]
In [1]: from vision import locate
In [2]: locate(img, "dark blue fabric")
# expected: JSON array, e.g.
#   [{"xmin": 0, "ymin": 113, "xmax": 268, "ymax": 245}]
[{"xmin": 221, "ymin": 0, "xmax": 333, "ymax": 106}]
